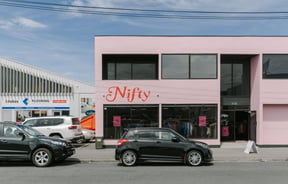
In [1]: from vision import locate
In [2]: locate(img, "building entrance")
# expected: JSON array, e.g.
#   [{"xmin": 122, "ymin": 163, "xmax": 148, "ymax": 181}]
[
  {"xmin": 221, "ymin": 110, "xmax": 249, "ymax": 141},
  {"xmin": 221, "ymin": 55, "xmax": 255, "ymax": 141}
]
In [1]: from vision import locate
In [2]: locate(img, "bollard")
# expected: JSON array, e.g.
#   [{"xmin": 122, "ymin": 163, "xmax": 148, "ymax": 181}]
[{"xmin": 95, "ymin": 137, "xmax": 104, "ymax": 149}]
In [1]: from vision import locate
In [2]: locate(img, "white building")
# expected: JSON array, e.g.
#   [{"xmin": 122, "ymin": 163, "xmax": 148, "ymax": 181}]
[{"xmin": 0, "ymin": 57, "xmax": 95, "ymax": 122}]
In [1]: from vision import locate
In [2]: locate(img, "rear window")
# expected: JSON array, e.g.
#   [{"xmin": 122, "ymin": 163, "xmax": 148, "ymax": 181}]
[{"xmin": 72, "ymin": 118, "xmax": 80, "ymax": 125}]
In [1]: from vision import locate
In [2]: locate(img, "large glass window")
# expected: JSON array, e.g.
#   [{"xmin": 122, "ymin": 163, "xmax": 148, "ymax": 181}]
[
  {"xmin": 104, "ymin": 105, "xmax": 159, "ymax": 139},
  {"xmin": 221, "ymin": 60, "xmax": 250, "ymax": 97},
  {"xmin": 162, "ymin": 55, "xmax": 189, "ymax": 79},
  {"xmin": 102, "ymin": 54, "xmax": 158, "ymax": 80},
  {"xmin": 162, "ymin": 54, "xmax": 217, "ymax": 79},
  {"xmin": 263, "ymin": 54, "xmax": 288, "ymax": 79},
  {"xmin": 162, "ymin": 104, "xmax": 217, "ymax": 139}
]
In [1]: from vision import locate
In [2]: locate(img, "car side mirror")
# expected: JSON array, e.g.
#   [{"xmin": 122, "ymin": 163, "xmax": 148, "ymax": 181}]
[
  {"xmin": 172, "ymin": 137, "xmax": 180, "ymax": 142},
  {"xmin": 18, "ymin": 132, "xmax": 25, "ymax": 140}
]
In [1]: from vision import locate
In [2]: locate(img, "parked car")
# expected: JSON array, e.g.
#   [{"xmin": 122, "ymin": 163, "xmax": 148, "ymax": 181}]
[
  {"xmin": 22, "ymin": 116, "xmax": 84, "ymax": 143},
  {"xmin": 81, "ymin": 129, "xmax": 95, "ymax": 143},
  {"xmin": 0, "ymin": 121, "xmax": 75, "ymax": 167},
  {"xmin": 115, "ymin": 127, "xmax": 213, "ymax": 166}
]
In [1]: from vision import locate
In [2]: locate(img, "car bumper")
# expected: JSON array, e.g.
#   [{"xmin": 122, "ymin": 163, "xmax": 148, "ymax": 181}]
[
  {"xmin": 54, "ymin": 146, "xmax": 75, "ymax": 161},
  {"xmin": 70, "ymin": 135, "xmax": 85, "ymax": 143},
  {"xmin": 203, "ymin": 148, "xmax": 213, "ymax": 162}
]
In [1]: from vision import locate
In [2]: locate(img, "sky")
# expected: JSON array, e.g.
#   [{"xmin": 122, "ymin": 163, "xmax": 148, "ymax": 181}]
[{"xmin": 1, "ymin": 0, "xmax": 288, "ymax": 85}]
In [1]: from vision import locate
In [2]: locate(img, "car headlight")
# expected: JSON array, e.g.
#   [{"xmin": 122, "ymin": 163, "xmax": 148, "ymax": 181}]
[{"xmin": 50, "ymin": 140, "xmax": 67, "ymax": 146}]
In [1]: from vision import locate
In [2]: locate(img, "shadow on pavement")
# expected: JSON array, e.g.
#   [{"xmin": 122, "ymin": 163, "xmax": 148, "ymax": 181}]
[
  {"xmin": 117, "ymin": 161, "xmax": 214, "ymax": 167},
  {"xmin": 0, "ymin": 158, "xmax": 81, "ymax": 167}
]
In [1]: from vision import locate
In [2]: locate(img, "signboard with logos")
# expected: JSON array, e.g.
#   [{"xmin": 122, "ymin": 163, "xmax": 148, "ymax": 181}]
[
  {"xmin": 105, "ymin": 86, "xmax": 151, "ymax": 103},
  {"xmin": 2, "ymin": 98, "xmax": 69, "ymax": 110}
]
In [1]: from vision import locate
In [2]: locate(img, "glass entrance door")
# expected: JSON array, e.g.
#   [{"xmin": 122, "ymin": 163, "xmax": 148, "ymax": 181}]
[{"xmin": 221, "ymin": 110, "xmax": 249, "ymax": 141}]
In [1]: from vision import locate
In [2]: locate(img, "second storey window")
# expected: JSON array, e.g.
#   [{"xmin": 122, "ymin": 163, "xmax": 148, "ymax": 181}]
[
  {"xmin": 263, "ymin": 54, "xmax": 288, "ymax": 79},
  {"xmin": 162, "ymin": 54, "xmax": 217, "ymax": 79},
  {"xmin": 102, "ymin": 54, "xmax": 158, "ymax": 80}
]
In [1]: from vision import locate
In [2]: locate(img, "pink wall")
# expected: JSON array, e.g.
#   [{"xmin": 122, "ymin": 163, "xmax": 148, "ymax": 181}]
[{"xmin": 95, "ymin": 36, "xmax": 288, "ymax": 146}]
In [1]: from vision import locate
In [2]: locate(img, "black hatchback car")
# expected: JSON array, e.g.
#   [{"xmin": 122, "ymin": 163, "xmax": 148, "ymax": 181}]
[
  {"xmin": 115, "ymin": 127, "xmax": 213, "ymax": 166},
  {"xmin": 0, "ymin": 121, "xmax": 75, "ymax": 167}
]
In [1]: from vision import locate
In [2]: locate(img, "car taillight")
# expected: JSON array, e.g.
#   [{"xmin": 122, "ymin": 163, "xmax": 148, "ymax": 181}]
[
  {"xmin": 68, "ymin": 126, "xmax": 78, "ymax": 129},
  {"xmin": 117, "ymin": 139, "xmax": 129, "ymax": 146}
]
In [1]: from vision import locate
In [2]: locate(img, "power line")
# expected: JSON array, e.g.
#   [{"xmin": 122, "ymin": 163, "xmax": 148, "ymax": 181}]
[{"xmin": 1, "ymin": 0, "xmax": 288, "ymax": 20}]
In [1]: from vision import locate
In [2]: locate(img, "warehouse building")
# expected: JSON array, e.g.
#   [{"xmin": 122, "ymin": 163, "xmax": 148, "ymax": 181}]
[{"xmin": 0, "ymin": 57, "xmax": 95, "ymax": 122}]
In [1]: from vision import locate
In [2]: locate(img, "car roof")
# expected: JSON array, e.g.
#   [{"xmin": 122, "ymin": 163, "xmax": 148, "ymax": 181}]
[
  {"xmin": 127, "ymin": 127, "xmax": 172, "ymax": 131},
  {"xmin": 24, "ymin": 116, "xmax": 77, "ymax": 120},
  {"xmin": 0, "ymin": 121, "xmax": 19, "ymax": 125}
]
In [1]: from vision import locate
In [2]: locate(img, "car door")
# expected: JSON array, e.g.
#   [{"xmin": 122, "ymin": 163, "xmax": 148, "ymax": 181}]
[
  {"xmin": 135, "ymin": 130, "xmax": 159, "ymax": 159},
  {"xmin": 0, "ymin": 124, "xmax": 31, "ymax": 159},
  {"xmin": 24, "ymin": 119, "xmax": 49, "ymax": 136},
  {"xmin": 0, "ymin": 124, "xmax": 4, "ymax": 157},
  {"xmin": 153, "ymin": 130, "xmax": 185, "ymax": 160}
]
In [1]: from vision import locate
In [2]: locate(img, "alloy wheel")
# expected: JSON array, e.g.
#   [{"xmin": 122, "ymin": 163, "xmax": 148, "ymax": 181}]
[
  {"xmin": 121, "ymin": 150, "xmax": 137, "ymax": 166},
  {"xmin": 187, "ymin": 150, "xmax": 202, "ymax": 166},
  {"xmin": 32, "ymin": 148, "xmax": 52, "ymax": 167}
]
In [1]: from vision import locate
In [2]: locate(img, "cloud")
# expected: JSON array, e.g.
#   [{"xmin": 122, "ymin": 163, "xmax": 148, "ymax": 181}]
[
  {"xmin": 0, "ymin": 17, "xmax": 47, "ymax": 30},
  {"xmin": 0, "ymin": 20, "xmax": 13, "ymax": 30},
  {"xmin": 13, "ymin": 17, "xmax": 47, "ymax": 29}
]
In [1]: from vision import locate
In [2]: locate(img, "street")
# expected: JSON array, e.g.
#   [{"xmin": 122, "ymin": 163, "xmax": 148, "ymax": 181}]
[{"xmin": 1, "ymin": 161, "xmax": 288, "ymax": 184}]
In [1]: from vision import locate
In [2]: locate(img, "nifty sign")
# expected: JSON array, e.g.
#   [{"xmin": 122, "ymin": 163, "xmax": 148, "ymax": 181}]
[{"xmin": 106, "ymin": 86, "xmax": 151, "ymax": 102}]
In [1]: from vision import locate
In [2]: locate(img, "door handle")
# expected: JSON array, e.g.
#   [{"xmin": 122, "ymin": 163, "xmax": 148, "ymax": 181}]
[
  {"xmin": 156, "ymin": 141, "xmax": 161, "ymax": 144},
  {"xmin": 0, "ymin": 139, "xmax": 7, "ymax": 143}
]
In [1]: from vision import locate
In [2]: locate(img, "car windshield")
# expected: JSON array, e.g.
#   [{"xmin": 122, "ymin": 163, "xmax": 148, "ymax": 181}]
[{"xmin": 18, "ymin": 125, "xmax": 45, "ymax": 136}]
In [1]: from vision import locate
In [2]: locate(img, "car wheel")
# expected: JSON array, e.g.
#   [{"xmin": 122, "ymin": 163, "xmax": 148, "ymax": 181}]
[
  {"xmin": 32, "ymin": 148, "xmax": 53, "ymax": 167},
  {"xmin": 76, "ymin": 138, "xmax": 84, "ymax": 144},
  {"xmin": 121, "ymin": 150, "xmax": 137, "ymax": 166},
  {"xmin": 186, "ymin": 150, "xmax": 202, "ymax": 166}
]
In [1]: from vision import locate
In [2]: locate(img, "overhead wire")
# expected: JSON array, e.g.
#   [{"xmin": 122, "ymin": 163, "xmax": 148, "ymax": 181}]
[{"xmin": 1, "ymin": 0, "xmax": 288, "ymax": 20}]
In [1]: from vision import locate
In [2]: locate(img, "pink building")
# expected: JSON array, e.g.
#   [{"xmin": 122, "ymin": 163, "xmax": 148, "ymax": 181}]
[{"xmin": 95, "ymin": 36, "xmax": 288, "ymax": 146}]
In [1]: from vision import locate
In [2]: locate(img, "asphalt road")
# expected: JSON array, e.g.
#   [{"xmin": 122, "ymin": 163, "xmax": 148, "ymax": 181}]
[{"xmin": 1, "ymin": 161, "xmax": 288, "ymax": 184}]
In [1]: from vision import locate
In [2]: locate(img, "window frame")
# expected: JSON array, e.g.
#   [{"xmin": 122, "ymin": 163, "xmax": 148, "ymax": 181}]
[
  {"xmin": 102, "ymin": 54, "xmax": 159, "ymax": 80},
  {"xmin": 161, "ymin": 54, "xmax": 218, "ymax": 79},
  {"xmin": 263, "ymin": 54, "xmax": 288, "ymax": 79}
]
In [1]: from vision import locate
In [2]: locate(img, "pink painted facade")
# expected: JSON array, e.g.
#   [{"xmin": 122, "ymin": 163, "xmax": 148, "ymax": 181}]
[{"xmin": 95, "ymin": 36, "xmax": 288, "ymax": 146}]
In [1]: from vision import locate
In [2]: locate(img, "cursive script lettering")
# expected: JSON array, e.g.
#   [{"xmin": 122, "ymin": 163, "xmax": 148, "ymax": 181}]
[{"xmin": 106, "ymin": 86, "xmax": 151, "ymax": 102}]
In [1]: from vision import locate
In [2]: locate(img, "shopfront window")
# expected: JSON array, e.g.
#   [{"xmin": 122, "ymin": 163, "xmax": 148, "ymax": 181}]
[
  {"xmin": 103, "ymin": 105, "xmax": 159, "ymax": 139},
  {"xmin": 162, "ymin": 104, "xmax": 217, "ymax": 139}
]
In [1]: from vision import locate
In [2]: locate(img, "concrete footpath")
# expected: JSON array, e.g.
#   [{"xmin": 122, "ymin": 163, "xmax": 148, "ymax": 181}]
[{"xmin": 68, "ymin": 142, "xmax": 288, "ymax": 163}]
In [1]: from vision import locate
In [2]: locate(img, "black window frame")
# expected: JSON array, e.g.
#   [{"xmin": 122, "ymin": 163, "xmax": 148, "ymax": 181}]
[
  {"xmin": 263, "ymin": 54, "xmax": 288, "ymax": 79},
  {"xmin": 161, "ymin": 54, "xmax": 218, "ymax": 79},
  {"xmin": 102, "ymin": 54, "xmax": 159, "ymax": 80}
]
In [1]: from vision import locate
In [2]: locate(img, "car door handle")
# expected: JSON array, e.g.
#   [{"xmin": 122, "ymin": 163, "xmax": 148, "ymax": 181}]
[
  {"xmin": 156, "ymin": 141, "xmax": 161, "ymax": 144},
  {"xmin": 0, "ymin": 139, "xmax": 7, "ymax": 143}
]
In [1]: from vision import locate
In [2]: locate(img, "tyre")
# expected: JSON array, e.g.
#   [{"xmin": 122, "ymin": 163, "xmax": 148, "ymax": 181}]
[
  {"xmin": 121, "ymin": 150, "xmax": 137, "ymax": 166},
  {"xmin": 186, "ymin": 150, "xmax": 202, "ymax": 166},
  {"xmin": 50, "ymin": 134, "xmax": 62, "ymax": 139},
  {"xmin": 32, "ymin": 148, "xmax": 53, "ymax": 167}
]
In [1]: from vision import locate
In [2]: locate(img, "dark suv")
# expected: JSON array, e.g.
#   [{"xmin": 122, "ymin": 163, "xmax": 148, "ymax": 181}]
[
  {"xmin": 0, "ymin": 121, "xmax": 75, "ymax": 167},
  {"xmin": 115, "ymin": 127, "xmax": 213, "ymax": 166}
]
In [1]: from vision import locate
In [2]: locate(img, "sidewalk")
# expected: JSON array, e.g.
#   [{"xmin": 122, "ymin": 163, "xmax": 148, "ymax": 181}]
[{"xmin": 68, "ymin": 142, "xmax": 288, "ymax": 163}]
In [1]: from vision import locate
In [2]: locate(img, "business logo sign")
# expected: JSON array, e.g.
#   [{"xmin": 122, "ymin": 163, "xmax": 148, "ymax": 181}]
[
  {"xmin": 2, "ymin": 98, "xmax": 69, "ymax": 110},
  {"xmin": 106, "ymin": 86, "xmax": 151, "ymax": 102},
  {"xmin": 5, "ymin": 100, "xmax": 19, "ymax": 104},
  {"xmin": 23, "ymin": 98, "xmax": 30, "ymax": 105}
]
